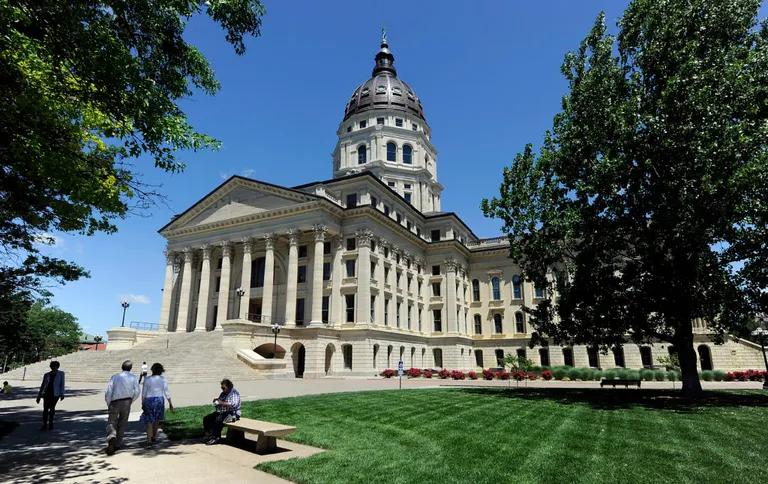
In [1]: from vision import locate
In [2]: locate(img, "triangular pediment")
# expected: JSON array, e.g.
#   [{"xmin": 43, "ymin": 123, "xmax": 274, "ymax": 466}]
[{"xmin": 160, "ymin": 177, "xmax": 317, "ymax": 233}]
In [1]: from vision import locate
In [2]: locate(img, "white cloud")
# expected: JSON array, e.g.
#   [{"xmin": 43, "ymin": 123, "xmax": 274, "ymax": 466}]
[
  {"xmin": 241, "ymin": 168, "xmax": 256, "ymax": 178},
  {"xmin": 120, "ymin": 294, "xmax": 151, "ymax": 305},
  {"xmin": 219, "ymin": 171, "xmax": 230, "ymax": 181}
]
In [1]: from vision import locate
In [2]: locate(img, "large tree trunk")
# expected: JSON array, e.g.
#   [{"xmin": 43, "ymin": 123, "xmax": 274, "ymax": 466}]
[{"xmin": 675, "ymin": 326, "xmax": 702, "ymax": 397}]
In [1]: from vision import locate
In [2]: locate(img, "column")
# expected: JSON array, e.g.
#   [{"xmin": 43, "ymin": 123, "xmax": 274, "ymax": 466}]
[
  {"xmin": 356, "ymin": 230, "xmax": 372, "ymax": 325},
  {"xmin": 195, "ymin": 245, "xmax": 212, "ymax": 331},
  {"xmin": 375, "ymin": 240, "xmax": 386, "ymax": 325},
  {"xmin": 417, "ymin": 257, "xmax": 428, "ymax": 333},
  {"xmin": 458, "ymin": 267, "xmax": 467, "ymax": 335},
  {"xmin": 159, "ymin": 249, "xmax": 176, "ymax": 332},
  {"xmin": 239, "ymin": 238, "xmax": 253, "ymax": 320},
  {"xmin": 216, "ymin": 242, "xmax": 232, "ymax": 330},
  {"xmin": 445, "ymin": 258, "xmax": 458, "ymax": 334},
  {"xmin": 261, "ymin": 233, "xmax": 276, "ymax": 324},
  {"xmin": 331, "ymin": 236, "xmax": 344, "ymax": 326},
  {"xmin": 387, "ymin": 248, "xmax": 397, "ymax": 325},
  {"xmin": 176, "ymin": 248, "xmax": 195, "ymax": 332},
  {"xmin": 309, "ymin": 224, "xmax": 327, "ymax": 326},
  {"xmin": 284, "ymin": 229, "xmax": 299, "ymax": 327}
]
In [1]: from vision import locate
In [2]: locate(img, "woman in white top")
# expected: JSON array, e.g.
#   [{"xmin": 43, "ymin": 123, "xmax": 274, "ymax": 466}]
[{"xmin": 139, "ymin": 363, "xmax": 174, "ymax": 446}]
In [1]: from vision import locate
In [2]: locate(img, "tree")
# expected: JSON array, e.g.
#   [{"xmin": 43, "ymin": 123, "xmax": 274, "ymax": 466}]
[
  {"xmin": 482, "ymin": 0, "xmax": 768, "ymax": 396},
  {"xmin": 24, "ymin": 302, "xmax": 82, "ymax": 361},
  {"xmin": 0, "ymin": 1, "xmax": 266, "ymax": 338},
  {"xmin": 503, "ymin": 354, "xmax": 533, "ymax": 387}
]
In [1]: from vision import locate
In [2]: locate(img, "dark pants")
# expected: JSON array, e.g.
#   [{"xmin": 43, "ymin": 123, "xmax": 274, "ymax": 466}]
[
  {"xmin": 42, "ymin": 396, "xmax": 59, "ymax": 426},
  {"xmin": 139, "ymin": 372, "xmax": 147, "ymax": 384},
  {"xmin": 203, "ymin": 412, "xmax": 229, "ymax": 439}
]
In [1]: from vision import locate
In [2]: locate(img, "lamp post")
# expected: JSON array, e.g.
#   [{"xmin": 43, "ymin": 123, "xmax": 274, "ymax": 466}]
[
  {"xmin": 236, "ymin": 287, "xmax": 246, "ymax": 320},
  {"xmin": 120, "ymin": 301, "xmax": 130, "ymax": 327},
  {"xmin": 94, "ymin": 335, "xmax": 103, "ymax": 351},
  {"xmin": 751, "ymin": 326, "xmax": 768, "ymax": 390},
  {"xmin": 271, "ymin": 323, "xmax": 280, "ymax": 359}
]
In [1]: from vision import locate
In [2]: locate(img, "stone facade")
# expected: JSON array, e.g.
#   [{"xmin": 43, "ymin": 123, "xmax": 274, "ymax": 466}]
[{"xmin": 144, "ymin": 36, "xmax": 766, "ymax": 378}]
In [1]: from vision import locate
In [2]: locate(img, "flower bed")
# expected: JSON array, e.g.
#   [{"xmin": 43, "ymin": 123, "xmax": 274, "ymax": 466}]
[{"xmin": 380, "ymin": 368, "xmax": 396, "ymax": 378}]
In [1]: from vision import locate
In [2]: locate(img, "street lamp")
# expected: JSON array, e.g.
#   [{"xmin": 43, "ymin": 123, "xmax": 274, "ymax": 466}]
[
  {"xmin": 94, "ymin": 335, "xmax": 103, "ymax": 351},
  {"xmin": 751, "ymin": 325, "xmax": 768, "ymax": 390},
  {"xmin": 236, "ymin": 287, "xmax": 246, "ymax": 320},
  {"xmin": 271, "ymin": 323, "xmax": 281, "ymax": 359},
  {"xmin": 120, "ymin": 301, "xmax": 130, "ymax": 327}
]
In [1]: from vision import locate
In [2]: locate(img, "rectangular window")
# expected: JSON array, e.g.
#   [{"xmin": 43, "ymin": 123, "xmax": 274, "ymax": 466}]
[
  {"xmin": 416, "ymin": 228, "xmax": 421, "ymax": 237},
  {"xmin": 396, "ymin": 272, "xmax": 401, "ymax": 288},
  {"xmin": 404, "ymin": 192, "xmax": 412, "ymax": 204},
  {"xmin": 384, "ymin": 247, "xmax": 390, "ymax": 258},
  {"xmin": 322, "ymin": 296, "xmax": 329, "ymax": 323},
  {"xmin": 370, "ymin": 239, "xmax": 376, "ymax": 252},
  {"xmin": 251, "ymin": 257, "xmax": 266, "ymax": 288},
  {"xmin": 296, "ymin": 298, "xmax": 305, "ymax": 325},
  {"xmin": 539, "ymin": 348, "xmax": 551, "ymax": 367},
  {"xmin": 323, "ymin": 262, "xmax": 331, "ymax": 281},
  {"xmin": 395, "ymin": 118, "xmax": 403, "ymax": 127},
  {"xmin": 371, "ymin": 295, "xmax": 376, "ymax": 321},
  {"xmin": 297, "ymin": 245, "xmax": 307, "ymax": 258},
  {"xmin": 396, "ymin": 213, "xmax": 402, "ymax": 223},
  {"xmin": 431, "ymin": 230, "xmax": 441, "ymax": 242},
  {"xmin": 323, "ymin": 242, "xmax": 331, "ymax": 255},
  {"xmin": 359, "ymin": 120, "xmax": 367, "ymax": 128},
  {"xmin": 407, "ymin": 304, "xmax": 412, "ymax": 329},
  {"xmin": 563, "ymin": 348, "xmax": 575, "ymax": 367},
  {"xmin": 432, "ymin": 282, "xmax": 441, "ymax": 297},
  {"xmin": 433, "ymin": 310, "xmax": 442, "ymax": 332},
  {"xmin": 346, "ymin": 193, "xmax": 358, "ymax": 208},
  {"xmin": 396, "ymin": 302, "xmax": 401, "ymax": 327},
  {"xmin": 345, "ymin": 259, "xmax": 356, "ymax": 277},
  {"xmin": 404, "ymin": 183, "xmax": 411, "ymax": 189},
  {"xmin": 517, "ymin": 348, "xmax": 527, "ymax": 359},
  {"xmin": 412, "ymin": 123, "xmax": 418, "ymax": 131},
  {"xmin": 345, "ymin": 295, "xmax": 355, "ymax": 323},
  {"xmin": 384, "ymin": 298, "xmax": 390, "ymax": 325},
  {"xmin": 346, "ymin": 237, "xmax": 356, "ymax": 250},
  {"xmin": 297, "ymin": 265, "xmax": 307, "ymax": 284},
  {"xmin": 371, "ymin": 262, "xmax": 376, "ymax": 277},
  {"xmin": 475, "ymin": 350, "xmax": 484, "ymax": 367},
  {"xmin": 343, "ymin": 345, "xmax": 353, "ymax": 369},
  {"xmin": 388, "ymin": 181, "xmax": 396, "ymax": 188},
  {"xmin": 215, "ymin": 277, "xmax": 221, "ymax": 292},
  {"xmin": 418, "ymin": 309, "xmax": 423, "ymax": 332},
  {"xmin": 384, "ymin": 205, "xmax": 390, "ymax": 216},
  {"xmin": 347, "ymin": 125, "xmax": 352, "ymax": 133},
  {"xmin": 432, "ymin": 265, "xmax": 441, "ymax": 276},
  {"xmin": 371, "ymin": 196, "xmax": 378, "ymax": 208},
  {"xmin": 407, "ymin": 221, "xmax": 413, "ymax": 230},
  {"xmin": 377, "ymin": 117, "xmax": 385, "ymax": 125},
  {"xmin": 384, "ymin": 267, "xmax": 390, "ymax": 282},
  {"xmin": 535, "ymin": 286, "xmax": 545, "ymax": 298}
]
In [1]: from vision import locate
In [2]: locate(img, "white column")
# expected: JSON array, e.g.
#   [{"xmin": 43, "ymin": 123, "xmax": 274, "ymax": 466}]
[
  {"xmin": 216, "ymin": 242, "xmax": 232, "ymax": 330},
  {"xmin": 309, "ymin": 224, "xmax": 327, "ymax": 327},
  {"xmin": 458, "ymin": 266, "xmax": 466, "ymax": 335},
  {"xmin": 239, "ymin": 238, "xmax": 253, "ymax": 320},
  {"xmin": 284, "ymin": 229, "xmax": 299, "ymax": 327},
  {"xmin": 331, "ymin": 236, "xmax": 344, "ymax": 326},
  {"xmin": 195, "ymin": 245, "xmax": 212, "ymax": 332},
  {"xmin": 375, "ymin": 240, "xmax": 386, "ymax": 325},
  {"xmin": 176, "ymin": 248, "xmax": 195, "ymax": 332},
  {"xmin": 159, "ymin": 250, "xmax": 177, "ymax": 332},
  {"xmin": 261, "ymin": 234, "xmax": 276, "ymax": 325},
  {"xmin": 356, "ymin": 230, "xmax": 372, "ymax": 325},
  {"xmin": 445, "ymin": 258, "xmax": 458, "ymax": 334},
  {"xmin": 416, "ymin": 258, "xmax": 427, "ymax": 334},
  {"xmin": 387, "ymin": 248, "xmax": 397, "ymax": 326}
]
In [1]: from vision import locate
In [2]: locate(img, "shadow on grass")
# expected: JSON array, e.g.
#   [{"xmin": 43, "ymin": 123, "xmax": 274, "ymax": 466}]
[{"xmin": 457, "ymin": 387, "xmax": 768, "ymax": 411}]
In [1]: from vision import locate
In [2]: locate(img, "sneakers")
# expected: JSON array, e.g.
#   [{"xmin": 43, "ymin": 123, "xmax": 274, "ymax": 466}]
[
  {"xmin": 106, "ymin": 437, "xmax": 117, "ymax": 456},
  {"xmin": 205, "ymin": 437, "xmax": 219, "ymax": 445}
]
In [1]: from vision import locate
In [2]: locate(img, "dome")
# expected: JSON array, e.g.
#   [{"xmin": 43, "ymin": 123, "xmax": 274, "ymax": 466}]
[{"xmin": 343, "ymin": 36, "xmax": 426, "ymax": 122}]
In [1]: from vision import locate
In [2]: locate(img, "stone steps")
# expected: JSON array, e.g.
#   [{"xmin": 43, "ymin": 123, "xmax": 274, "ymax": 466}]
[{"xmin": 3, "ymin": 332, "xmax": 268, "ymax": 383}]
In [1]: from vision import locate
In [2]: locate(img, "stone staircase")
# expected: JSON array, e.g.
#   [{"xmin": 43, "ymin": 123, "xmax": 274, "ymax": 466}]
[{"xmin": 3, "ymin": 331, "xmax": 268, "ymax": 384}]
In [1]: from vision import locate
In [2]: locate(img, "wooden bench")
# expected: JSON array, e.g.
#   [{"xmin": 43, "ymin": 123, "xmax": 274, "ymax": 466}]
[
  {"xmin": 224, "ymin": 418, "xmax": 296, "ymax": 454},
  {"xmin": 600, "ymin": 378, "xmax": 642, "ymax": 388}
]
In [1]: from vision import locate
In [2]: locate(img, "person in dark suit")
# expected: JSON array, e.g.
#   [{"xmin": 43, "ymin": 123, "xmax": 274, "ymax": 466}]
[{"xmin": 37, "ymin": 361, "xmax": 65, "ymax": 430}]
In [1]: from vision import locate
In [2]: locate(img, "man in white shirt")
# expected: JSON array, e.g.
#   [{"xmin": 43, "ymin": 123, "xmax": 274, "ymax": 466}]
[
  {"xmin": 104, "ymin": 360, "xmax": 140, "ymax": 455},
  {"xmin": 139, "ymin": 361, "xmax": 148, "ymax": 384}
]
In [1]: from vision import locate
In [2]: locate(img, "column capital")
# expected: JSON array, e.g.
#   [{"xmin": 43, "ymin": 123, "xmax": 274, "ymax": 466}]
[
  {"xmin": 219, "ymin": 241, "xmax": 232, "ymax": 257},
  {"xmin": 313, "ymin": 224, "xmax": 327, "ymax": 242},
  {"xmin": 414, "ymin": 257, "xmax": 425, "ymax": 268},
  {"xmin": 355, "ymin": 229, "xmax": 374, "ymax": 248},
  {"xmin": 333, "ymin": 235, "xmax": 345, "ymax": 250},
  {"xmin": 402, "ymin": 252, "xmax": 412, "ymax": 266},
  {"xmin": 444, "ymin": 257, "xmax": 458, "ymax": 272},
  {"xmin": 286, "ymin": 228, "xmax": 300, "ymax": 246},
  {"xmin": 182, "ymin": 247, "xmax": 194, "ymax": 262},
  {"xmin": 263, "ymin": 233, "xmax": 276, "ymax": 250},
  {"xmin": 200, "ymin": 244, "xmax": 212, "ymax": 261},
  {"xmin": 164, "ymin": 248, "xmax": 176, "ymax": 265},
  {"xmin": 241, "ymin": 237, "xmax": 253, "ymax": 254}
]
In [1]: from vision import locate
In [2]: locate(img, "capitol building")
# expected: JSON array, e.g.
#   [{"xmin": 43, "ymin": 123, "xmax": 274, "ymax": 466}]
[{"xmin": 116, "ymin": 36, "xmax": 764, "ymax": 377}]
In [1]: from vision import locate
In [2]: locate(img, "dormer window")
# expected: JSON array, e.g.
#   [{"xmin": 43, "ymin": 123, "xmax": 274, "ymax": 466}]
[
  {"xmin": 376, "ymin": 85, "xmax": 386, "ymax": 94},
  {"xmin": 359, "ymin": 120, "xmax": 367, "ymax": 129},
  {"xmin": 392, "ymin": 87, "xmax": 402, "ymax": 95},
  {"xmin": 412, "ymin": 123, "xmax": 418, "ymax": 131},
  {"xmin": 377, "ymin": 117, "xmax": 385, "ymax": 126},
  {"xmin": 395, "ymin": 118, "xmax": 403, "ymax": 127}
]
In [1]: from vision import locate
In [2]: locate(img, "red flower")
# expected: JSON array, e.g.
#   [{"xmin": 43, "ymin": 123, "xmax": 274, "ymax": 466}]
[
  {"xmin": 406, "ymin": 368, "xmax": 422, "ymax": 378},
  {"xmin": 438, "ymin": 368, "xmax": 450, "ymax": 379},
  {"xmin": 497, "ymin": 371, "xmax": 510, "ymax": 380},
  {"xmin": 468, "ymin": 371, "xmax": 478, "ymax": 380},
  {"xmin": 423, "ymin": 369, "xmax": 433, "ymax": 379},
  {"xmin": 380, "ymin": 369, "xmax": 396, "ymax": 378},
  {"xmin": 542, "ymin": 370, "xmax": 553, "ymax": 381},
  {"xmin": 482, "ymin": 369, "xmax": 495, "ymax": 380},
  {"xmin": 451, "ymin": 370, "xmax": 466, "ymax": 380}
]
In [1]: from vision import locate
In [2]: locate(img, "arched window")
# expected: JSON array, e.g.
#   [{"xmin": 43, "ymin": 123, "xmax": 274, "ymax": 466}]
[
  {"xmin": 493, "ymin": 313, "xmax": 503, "ymax": 334},
  {"xmin": 472, "ymin": 279, "xmax": 480, "ymax": 301},
  {"xmin": 357, "ymin": 145, "xmax": 367, "ymax": 164},
  {"xmin": 433, "ymin": 348, "xmax": 443, "ymax": 368},
  {"xmin": 640, "ymin": 346, "xmax": 653, "ymax": 368},
  {"xmin": 403, "ymin": 144, "xmax": 412, "ymax": 164},
  {"xmin": 515, "ymin": 312, "xmax": 525, "ymax": 333},
  {"xmin": 386, "ymin": 142, "xmax": 397, "ymax": 162},
  {"xmin": 491, "ymin": 277, "xmax": 501, "ymax": 300},
  {"xmin": 495, "ymin": 349, "xmax": 504, "ymax": 367},
  {"xmin": 475, "ymin": 350, "xmax": 483, "ymax": 367},
  {"xmin": 473, "ymin": 314, "xmax": 482, "ymax": 334},
  {"xmin": 512, "ymin": 275, "xmax": 522, "ymax": 299},
  {"xmin": 539, "ymin": 348, "xmax": 550, "ymax": 367}
]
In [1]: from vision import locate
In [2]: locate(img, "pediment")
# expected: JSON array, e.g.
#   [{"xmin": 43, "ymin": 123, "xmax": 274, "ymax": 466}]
[{"xmin": 161, "ymin": 177, "xmax": 317, "ymax": 233}]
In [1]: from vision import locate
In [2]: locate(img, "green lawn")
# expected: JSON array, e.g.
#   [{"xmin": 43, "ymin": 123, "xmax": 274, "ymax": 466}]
[{"xmin": 164, "ymin": 388, "xmax": 768, "ymax": 483}]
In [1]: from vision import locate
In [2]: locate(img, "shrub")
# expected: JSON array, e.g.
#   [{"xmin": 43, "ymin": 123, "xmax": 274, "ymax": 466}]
[
  {"xmin": 497, "ymin": 371, "xmax": 510, "ymax": 380},
  {"xmin": 528, "ymin": 373, "xmax": 538, "ymax": 381},
  {"xmin": 438, "ymin": 368, "xmax": 450, "ymax": 379},
  {"xmin": 406, "ymin": 368, "xmax": 421, "ymax": 378},
  {"xmin": 580, "ymin": 368, "xmax": 595, "ymax": 380},
  {"xmin": 482, "ymin": 368, "xmax": 495, "ymax": 380},
  {"xmin": 592, "ymin": 370, "xmax": 603, "ymax": 381},
  {"xmin": 531, "ymin": 365, "xmax": 542, "ymax": 372},
  {"xmin": 451, "ymin": 370, "xmax": 466, "ymax": 380},
  {"xmin": 552, "ymin": 368, "xmax": 567, "ymax": 380},
  {"xmin": 616, "ymin": 368, "xmax": 630, "ymax": 380},
  {"xmin": 713, "ymin": 370, "xmax": 726, "ymax": 382},
  {"xmin": 700, "ymin": 370, "xmax": 714, "ymax": 382},
  {"xmin": 640, "ymin": 369, "xmax": 655, "ymax": 381},
  {"xmin": 423, "ymin": 369, "xmax": 433, "ymax": 379},
  {"xmin": 541, "ymin": 369, "xmax": 553, "ymax": 381},
  {"xmin": 512, "ymin": 370, "xmax": 527, "ymax": 381},
  {"xmin": 653, "ymin": 370, "xmax": 666, "ymax": 381},
  {"xmin": 667, "ymin": 370, "xmax": 679, "ymax": 381},
  {"xmin": 468, "ymin": 371, "xmax": 478, "ymax": 380},
  {"xmin": 380, "ymin": 369, "xmax": 396, "ymax": 378},
  {"xmin": 567, "ymin": 368, "xmax": 581, "ymax": 380},
  {"xmin": 603, "ymin": 369, "xmax": 618, "ymax": 380}
]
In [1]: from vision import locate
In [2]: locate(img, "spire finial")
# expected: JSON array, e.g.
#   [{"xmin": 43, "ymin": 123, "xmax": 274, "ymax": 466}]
[{"xmin": 381, "ymin": 26, "xmax": 387, "ymax": 46}]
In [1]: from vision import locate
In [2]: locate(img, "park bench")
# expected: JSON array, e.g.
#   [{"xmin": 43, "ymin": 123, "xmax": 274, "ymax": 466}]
[
  {"xmin": 600, "ymin": 378, "xmax": 642, "ymax": 389},
  {"xmin": 224, "ymin": 418, "xmax": 296, "ymax": 454}
]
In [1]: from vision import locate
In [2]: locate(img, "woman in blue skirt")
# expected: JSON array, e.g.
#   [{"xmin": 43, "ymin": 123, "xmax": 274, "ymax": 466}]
[{"xmin": 139, "ymin": 363, "xmax": 174, "ymax": 446}]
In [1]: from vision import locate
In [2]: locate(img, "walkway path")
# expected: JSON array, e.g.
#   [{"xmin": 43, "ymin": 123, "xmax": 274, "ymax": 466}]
[{"xmin": 0, "ymin": 377, "xmax": 762, "ymax": 482}]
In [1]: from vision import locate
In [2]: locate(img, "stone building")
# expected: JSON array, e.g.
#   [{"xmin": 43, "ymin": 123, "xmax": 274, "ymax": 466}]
[{"xmin": 110, "ymin": 36, "xmax": 765, "ymax": 377}]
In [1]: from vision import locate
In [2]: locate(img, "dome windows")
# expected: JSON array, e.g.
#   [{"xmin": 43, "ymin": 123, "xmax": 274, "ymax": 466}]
[
  {"xmin": 361, "ymin": 88, "xmax": 369, "ymax": 97},
  {"xmin": 386, "ymin": 142, "xmax": 397, "ymax": 162},
  {"xmin": 376, "ymin": 85, "xmax": 386, "ymax": 94},
  {"xmin": 403, "ymin": 144, "xmax": 413, "ymax": 164},
  {"xmin": 395, "ymin": 118, "xmax": 403, "ymax": 127},
  {"xmin": 359, "ymin": 120, "xmax": 367, "ymax": 129},
  {"xmin": 357, "ymin": 145, "xmax": 367, "ymax": 164},
  {"xmin": 392, "ymin": 87, "xmax": 402, "ymax": 96}
]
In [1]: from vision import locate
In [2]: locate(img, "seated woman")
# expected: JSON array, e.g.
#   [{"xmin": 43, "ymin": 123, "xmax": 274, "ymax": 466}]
[
  {"xmin": 139, "ymin": 363, "xmax": 174, "ymax": 446},
  {"xmin": 202, "ymin": 378, "xmax": 241, "ymax": 445}
]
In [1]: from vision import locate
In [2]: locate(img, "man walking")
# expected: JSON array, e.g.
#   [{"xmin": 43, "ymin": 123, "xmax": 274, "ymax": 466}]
[
  {"xmin": 139, "ymin": 361, "xmax": 148, "ymax": 384},
  {"xmin": 36, "ymin": 361, "xmax": 65, "ymax": 430},
  {"xmin": 104, "ymin": 360, "xmax": 140, "ymax": 455}
]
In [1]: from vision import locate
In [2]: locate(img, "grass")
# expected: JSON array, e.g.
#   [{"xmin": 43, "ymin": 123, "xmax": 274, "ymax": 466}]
[{"xmin": 164, "ymin": 388, "xmax": 768, "ymax": 484}]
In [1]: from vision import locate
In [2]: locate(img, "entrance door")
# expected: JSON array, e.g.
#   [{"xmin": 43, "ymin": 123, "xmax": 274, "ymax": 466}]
[{"xmin": 293, "ymin": 345, "xmax": 306, "ymax": 378}]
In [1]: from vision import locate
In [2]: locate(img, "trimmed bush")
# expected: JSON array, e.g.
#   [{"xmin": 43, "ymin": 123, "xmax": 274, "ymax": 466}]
[
  {"xmin": 713, "ymin": 370, "xmax": 726, "ymax": 382},
  {"xmin": 531, "ymin": 366, "xmax": 542, "ymax": 372},
  {"xmin": 667, "ymin": 370, "xmax": 679, "ymax": 381},
  {"xmin": 654, "ymin": 370, "xmax": 666, "ymax": 381},
  {"xmin": 380, "ymin": 369, "xmax": 396, "ymax": 378},
  {"xmin": 406, "ymin": 368, "xmax": 421, "ymax": 378},
  {"xmin": 700, "ymin": 370, "xmax": 714, "ymax": 382},
  {"xmin": 640, "ymin": 369, "xmax": 655, "ymax": 381},
  {"xmin": 451, "ymin": 370, "xmax": 466, "ymax": 380},
  {"xmin": 497, "ymin": 371, "xmax": 510, "ymax": 380},
  {"xmin": 468, "ymin": 371, "xmax": 478, "ymax": 380},
  {"xmin": 592, "ymin": 370, "xmax": 603, "ymax": 381},
  {"xmin": 552, "ymin": 368, "xmax": 567, "ymax": 380},
  {"xmin": 603, "ymin": 369, "xmax": 618, "ymax": 380},
  {"xmin": 438, "ymin": 368, "xmax": 450, "ymax": 379},
  {"xmin": 567, "ymin": 368, "xmax": 581, "ymax": 380},
  {"xmin": 482, "ymin": 369, "xmax": 494, "ymax": 380},
  {"xmin": 423, "ymin": 369, "xmax": 433, "ymax": 379}
]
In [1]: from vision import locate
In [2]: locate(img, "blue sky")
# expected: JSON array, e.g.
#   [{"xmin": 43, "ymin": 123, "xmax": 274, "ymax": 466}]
[{"xmin": 40, "ymin": 0, "xmax": 736, "ymax": 337}]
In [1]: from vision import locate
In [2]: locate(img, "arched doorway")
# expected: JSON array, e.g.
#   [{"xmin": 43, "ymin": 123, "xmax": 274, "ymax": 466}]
[
  {"xmin": 698, "ymin": 345, "xmax": 713, "ymax": 371},
  {"xmin": 291, "ymin": 343, "xmax": 305, "ymax": 378},
  {"xmin": 324, "ymin": 344, "xmax": 335, "ymax": 375},
  {"xmin": 254, "ymin": 343, "xmax": 286, "ymax": 359}
]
